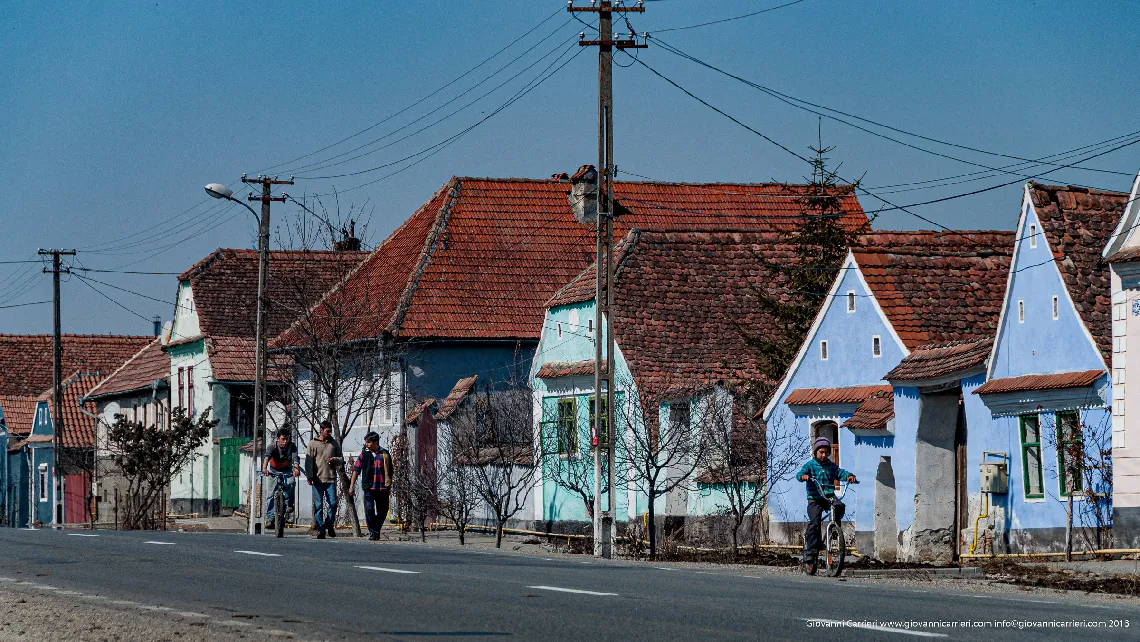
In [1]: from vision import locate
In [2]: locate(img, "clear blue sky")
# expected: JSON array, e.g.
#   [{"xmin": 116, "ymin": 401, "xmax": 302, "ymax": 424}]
[{"xmin": 2, "ymin": 1, "xmax": 1138, "ymax": 335}]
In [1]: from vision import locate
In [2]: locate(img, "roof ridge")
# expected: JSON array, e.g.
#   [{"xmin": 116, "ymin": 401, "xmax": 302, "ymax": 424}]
[
  {"xmin": 85, "ymin": 337, "xmax": 162, "ymax": 399},
  {"xmin": 387, "ymin": 178, "xmax": 462, "ymax": 336},
  {"xmin": 459, "ymin": 175, "xmax": 859, "ymax": 191},
  {"xmin": 0, "ymin": 333, "xmax": 152, "ymax": 339},
  {"xmin": 1028, "ymin": 181, "xmax": 1129, "ymax": 197}
]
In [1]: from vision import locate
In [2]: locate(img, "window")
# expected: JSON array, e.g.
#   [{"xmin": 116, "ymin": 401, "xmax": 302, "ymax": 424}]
[
  {"xmin": 820, "ymin": 340, "xmax": 828, "ymax": 361},
  {"xmin": 1018, "ymin": 300, "xmax": 1025, "ymax": 324},
  {"xmin": 670, "ymin": 401, "xmax": 692, "ymax": 449},
  {"xmin": 38, "ymin": 465, "xmax": 48, "ymax": 502},
  {"xmin": 557, "ymin": 322, "xmax": 563, "ymax": 339},
  {"xmin": 187, "ymin": 365, "xmax": 195, "ymax": 417},
  {"xmin": 1029, "ymin": 224, "xmax": 1037, "ymax": 248},
  {"xmin": 847, "ymin": 291, "xmax": 856, "ymax": 313},
  {"xmin": 872, "ymin": 335, "xmax": 882, "ymax": 358},
  {"xmin": 1056, "ymin": 411, "xmax": 1083, "ymax": 497},
  {"xmin": 589, "ymin": 395, "xmax": 609, "ymax": 448},
  {"xmin": 384, "ymin": 381, "xmax": 393, "ymax": 422},
  {"xmin": 132, "ymin": 403, "xmax": 139, "ymax": 423},
  {"xmin": 177, "ymin": 367, "xmax": 185, "ymax": 409},
  {"xmin": 556, "ymin": 398, "xmax": 578, "ymax": 455},
  {"xmin": 1019, "ymin": 415, "xmax": 1044, "ymax": 499},
  {"xmin": 588, "ymin": 319, "xmax": 593, "ymax": 333},
  {"xmin": 1052, "ymin": 296, "xmax": 1059, "ymax": 320}
]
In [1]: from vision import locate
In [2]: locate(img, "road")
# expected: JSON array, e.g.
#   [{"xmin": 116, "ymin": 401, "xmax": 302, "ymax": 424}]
[{"xmin": 0, "ymin": 528, "xmax": 1136, "ymax": 641}]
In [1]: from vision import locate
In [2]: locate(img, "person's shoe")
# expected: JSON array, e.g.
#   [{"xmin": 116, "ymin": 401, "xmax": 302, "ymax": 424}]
[
  {"xmin": 315, "ymin": 531, "xmax": 326, "ymax": 540},
  {"xmin": 368, "ymin": 533, "xmax": 380, "ymax": 541},
  {"xmin": 327, "ymin": 527, "xmax": 336, "ymax": 538}
]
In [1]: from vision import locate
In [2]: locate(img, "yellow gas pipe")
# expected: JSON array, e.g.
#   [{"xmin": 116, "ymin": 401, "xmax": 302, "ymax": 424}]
[{"xmin": 969, "ymin": 492, "xmax": 990, "ymax": 555}]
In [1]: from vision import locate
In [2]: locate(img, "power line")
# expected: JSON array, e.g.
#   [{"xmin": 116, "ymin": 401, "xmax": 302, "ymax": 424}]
[
  {"xmin": 0, "ymin": 300, "xmax": 52, "ymax": 311},
  {"xmin": 653, "ymin": 0, "xmax": 809, "ymax": 33}
]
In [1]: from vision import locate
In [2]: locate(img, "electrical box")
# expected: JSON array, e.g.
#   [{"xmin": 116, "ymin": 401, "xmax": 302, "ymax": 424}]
[{"xmin": 980, "ymin": 462, "xmax": 1008, "ymax": 494}]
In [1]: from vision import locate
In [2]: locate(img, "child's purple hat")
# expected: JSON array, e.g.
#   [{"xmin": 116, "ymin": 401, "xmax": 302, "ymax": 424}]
[{"xmin": 812, "ymin": 437, "xmax": 831, "ymax": 453}]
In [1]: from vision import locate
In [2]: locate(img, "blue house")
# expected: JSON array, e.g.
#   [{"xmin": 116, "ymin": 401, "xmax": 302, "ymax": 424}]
[
  {"xmin": 530, "ymin": 229, "xmax": 812, "ymax": 544},
  {"xmin": 971, "ymin": 182, "xmax": 1129, "ymax": 554},
  {"xmin": 763, "ymin": 231, "xmax": 1013, "ymax": 562}
]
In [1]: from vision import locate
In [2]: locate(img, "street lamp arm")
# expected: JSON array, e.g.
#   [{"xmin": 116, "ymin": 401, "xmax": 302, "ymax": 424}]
[
  {"xmin": 204, "ymin": 183, "xmax": 260, "ymax": 224},
  {"xmin": 224, "ymin": 194, "xmax": 261, "ymax": 225}
]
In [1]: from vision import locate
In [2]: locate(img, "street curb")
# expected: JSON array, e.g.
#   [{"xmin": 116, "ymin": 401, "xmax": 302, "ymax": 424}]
[{"xmin": 844, "ymin": 567, "xmax": 983, "ymax": 579}]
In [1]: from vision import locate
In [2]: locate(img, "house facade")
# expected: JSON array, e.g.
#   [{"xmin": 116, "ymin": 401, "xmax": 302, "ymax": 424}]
[{"xmin": 763, "ymin": 231, "xmax": 1013, "ymax": 562}]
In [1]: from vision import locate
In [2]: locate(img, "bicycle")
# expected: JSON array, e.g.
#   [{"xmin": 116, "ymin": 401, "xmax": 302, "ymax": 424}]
[
  {"xmin": 265, "ymin": 470, "xmax": 294, "ymax": 539},
  {"xmin": 803, "ymin": 478, "xmax": 856, "ymax": 577}
]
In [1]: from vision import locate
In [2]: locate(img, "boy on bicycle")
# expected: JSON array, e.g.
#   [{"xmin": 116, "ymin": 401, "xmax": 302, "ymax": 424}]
[
  {"xmin": 263, "ymin": 428, "xmax": 301, "ymax": 524},
  {"xmin": 798, "ymin": 437, "xmax": 856, "ymax": 571}
]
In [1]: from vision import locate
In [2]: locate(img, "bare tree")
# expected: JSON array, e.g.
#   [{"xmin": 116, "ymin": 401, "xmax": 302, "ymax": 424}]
[
  {"xmin": 1041, "ymin": 411, "xmax": 1113, "ymax": 559},
  {"xmin": 434, "ymin": 439, "xmax": 482, "ymax": 545},
  {"xmin": 106, "ymin": 407, "xmax": 216, "ymax": 530},
  {"xmin": 699, "ymin": 389, "xmax": 804, "ymax": 561},
  {"xmin": 391, "ymin": 444, "xmax": 437, "ymax": 542},
  {"xmin": 451, "ymin": 383, "xmax": 537, "ymax": 548}
]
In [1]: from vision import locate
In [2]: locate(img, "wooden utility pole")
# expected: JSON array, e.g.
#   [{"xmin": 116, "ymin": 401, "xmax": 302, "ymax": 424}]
[
  {"xmin": 569, "ymin": 0, "xmax": 646, "ymax": 559},
  {"xmin": 241, "ymin": 174, "xmax": 292, "ymax": 536},
  {"xmin": 38, "ymin": 248, "xmax": 75, "ymax": 527}
]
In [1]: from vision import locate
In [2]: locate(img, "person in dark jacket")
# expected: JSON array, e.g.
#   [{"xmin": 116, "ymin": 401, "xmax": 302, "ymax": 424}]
[
  {"xmin": 347, "ymin": 431, "xmax": 394, "ymax": 541},
  {"xmin": 263, "ymin": 428, "xmax": 301, "ymax": 523},
  {"xmin": 798, "ymin": 437, "xmax": 856, "ymax": 571}
]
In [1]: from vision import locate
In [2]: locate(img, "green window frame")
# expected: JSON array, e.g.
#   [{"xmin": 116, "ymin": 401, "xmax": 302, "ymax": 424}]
[
  {"xmin": 588, "ymin": 395, "xmax": 609, "ymax": 449},
  {"xmin": 1019, "ymin": 414, "xmax": 1044, "ymax": 499},
  {"xmin": 557, "ymin": 398, "xmax": 578, "ymax": 456},
  {"xmin": 1055, "ymin": 410, "xmax": 1083, "ymax": 497}
]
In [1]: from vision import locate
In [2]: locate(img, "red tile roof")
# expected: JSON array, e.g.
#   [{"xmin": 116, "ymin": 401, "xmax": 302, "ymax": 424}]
[
  {"xmin": 853, "ymin": 231, "xmax": 1013, "ymax": 349},
  {"xmin": 207, "ymin": 336, "xmax": 290, "ymax": 383},
  {"xmin": 0, "ymin": 395, "xmax": 39, "ymax": 436},
  {"xmin": 0, "ymin": 334, "xmax": 152, "ymax": 397},
  {"xmin": 974, "ymin": 369, "xmax": 1105, "ymax": 396},
  {"xmin": 1027, "ymin": 183, "xmax": 1130, "ymax": 364},
  {"xmin": 785, "ymin": 384, "xmax": 893, "ymax": 407},
  {"xmin": 38, "ymin": 371, "xmax": 104, "ymax": 449},
  {"xmin": 85, "ymin": 338, "xmax": 170, "ymax": 400},
  {"xmin": 405, "ymin": 398, "xmax": 437, "ymax": 425},
  {"xmin": 1107, "ymin": 245, "xmax": 1140, "ymax": 263},
  {"xmin": 534, "ymin": 360, "xmax": 603, "ymax": 378},
  {"xmin": 885, "ymin": 338, "xmax": 993, "ymax": 382},
  {"xmin": 436, "ymin": 376, "xmax": 478, "ymax": 421},
  {"xmin": 276, "ymin": 176, "xmax": 868, "ymax": 346},
  {"xmin": 181, "ymin": 248, "xmax": 366, "ymax": 340},
  {"xmin": 841, "ymin": 390, "xmax": 894, "ymax": 431}
]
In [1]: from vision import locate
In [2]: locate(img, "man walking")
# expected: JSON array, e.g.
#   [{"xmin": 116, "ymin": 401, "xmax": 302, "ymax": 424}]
[
  {"xmin": 306, "ymin": 420, "xmax": 343, "ymax": 539},
  {"xmin": 347, "ymin": 431, "xmax": 393, "ymax": 541}
]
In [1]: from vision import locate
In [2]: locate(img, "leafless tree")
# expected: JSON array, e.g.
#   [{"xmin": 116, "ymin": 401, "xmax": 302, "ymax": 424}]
[
  {"xmin": 434, "ymin": 436, "xmax": 482, "ymax": 545},
  {"xmin": 391, "ymin": 442, "xmax": 437, "ymax": 542},
  {"xmin": 105, "ymin": 408, "xmax": 216, "ymax": 530},
  {"xmin": 699, "ymin": 389, "xmax": 804, "ymax": 561},
  {"xmin": 1041, "ymin": 411, "xmax": 1113, "ymax": 559},
  {"xmin": 451, "ymin": 382, "xmax": 537, "ymax": 548}
]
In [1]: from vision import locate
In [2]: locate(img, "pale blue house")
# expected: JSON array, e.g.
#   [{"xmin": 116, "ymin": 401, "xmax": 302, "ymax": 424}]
[
  {"xmin": 763, "ymin": 231, "xmax": 1013, "ymax": 562},
  {"xmin": 971, "ymin": 182, "xmax": 1128, "ymax": 554}
]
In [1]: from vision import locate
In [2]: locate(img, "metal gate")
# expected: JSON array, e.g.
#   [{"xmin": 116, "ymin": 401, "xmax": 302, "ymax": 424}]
[{"xmin": 219, "ymin": 437, "xmax": 250, "ymax": 511}]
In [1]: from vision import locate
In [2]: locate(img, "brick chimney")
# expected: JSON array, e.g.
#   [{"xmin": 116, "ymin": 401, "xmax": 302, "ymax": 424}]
[
  {"xmin": 334, "ymin": 220, "xmax": 362, "ymax": 251},
  {"xmin": 568, "ymin": 164, "xmax": 599, "ymax": 225}
]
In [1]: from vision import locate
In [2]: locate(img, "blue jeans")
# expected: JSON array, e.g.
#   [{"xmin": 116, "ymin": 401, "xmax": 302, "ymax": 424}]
[
  {"xmin": 265, "ymin": 472, "xmax": 295, "ymax": 521},
  {"xmin": 311, "ymin": 481, "xmax": 338, "ymax": 534}
]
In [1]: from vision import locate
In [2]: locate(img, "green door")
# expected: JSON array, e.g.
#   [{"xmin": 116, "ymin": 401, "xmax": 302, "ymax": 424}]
[{"xmin": 219, "ymin": 437, "xmax": 250, "ymax": 510}]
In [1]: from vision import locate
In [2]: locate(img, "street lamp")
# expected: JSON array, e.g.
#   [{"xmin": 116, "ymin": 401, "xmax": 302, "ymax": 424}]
[{"xmin": 206, "ymin": 179, "xmax": 272, "ymax": 536}]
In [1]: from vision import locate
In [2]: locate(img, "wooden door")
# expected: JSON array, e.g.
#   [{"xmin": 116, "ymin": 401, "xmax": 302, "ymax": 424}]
[
  {"xmin": 954, "ymin": 396, "xmax": 968, "ymax": 559},
  {"xmin": 219, "ymin": 437, "xmax": 250, "ymax": 510}
]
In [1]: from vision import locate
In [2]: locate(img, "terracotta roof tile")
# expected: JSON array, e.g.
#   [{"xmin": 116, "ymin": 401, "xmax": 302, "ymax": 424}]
[
  {"xmin": 181, "ymin": 248, "xmax": 366, "ymax": 340},
  {"xmin": 38, "ymin": 371, "xmax": 104, "ymax": 449},
  {"xmin": 405, "ymin": 398, "xmax": 437, "ymax": 425},
  {"xmin": 207, "ymin": 336, "xmax": 291, "ymax": 383},
  {"xmin": 277, "ymin": 176, "xmax": 868, "ymax": 345},
  {"xmin": 974, "ymin": 369, "xmax": 1105, "ymax": 396},
  {"xmin": 436, "ymin": 376, "xmax": 478, "ymax": 421},
  {"xmin": 885, "ymin": 338, "xmax": 993, "ymax": 382},
  {"xmin": 841, "ymin": 390, "xmax": 894, "ymax": 431},
  {"xmin": 0, "ymin": 395, "xmax": 39, "ymax": 436},
  {"xmin": 0, "ymin": 334, "xmax": 152, "ymax": 397},
  {"xmin": 85, "ymin": 338, "xmax": 170, "ymax": 400},
  {"xmin": 1027, "ymin": 182, "xmax": 1130, "ymax": 364},
  {"xmin": 853, "ymin": 231, "xmax": 1013, "ymax": 349},
  {"xmin": 785, "ymin": 384, "xmax": 892, "ymax": 407},
  {"xmin": 534, "ymin": 360, "xmax": 603, "ymax": 378}
]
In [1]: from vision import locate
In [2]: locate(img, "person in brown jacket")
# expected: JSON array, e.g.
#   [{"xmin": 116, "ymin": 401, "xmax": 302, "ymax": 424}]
[{"xmin": 306, "ymin": 420, "xmax": 343, "ymax": 539}]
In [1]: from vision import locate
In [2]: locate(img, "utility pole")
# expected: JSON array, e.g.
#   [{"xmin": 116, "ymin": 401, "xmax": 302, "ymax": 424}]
[
  {"xmin": 38, "ymin": 248, "xmax": 75, "ymax": 528},
  {"xmin": 242, "ymin": 174, "xmax": 292, "ymax": 536},
  {"xmin": 569, "ymin": 0, "xmax": 646, "ymax": 559}
]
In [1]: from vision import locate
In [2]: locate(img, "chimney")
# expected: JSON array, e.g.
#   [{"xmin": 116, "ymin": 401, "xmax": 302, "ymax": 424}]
[
  {"xmin": 568, "ymin": 164, "xmax": 599, "ymax": 224},
  {"xmin": 333, "ymin": 219, "xmax": 362, "ymax": 251},
  {"xmin": 152, "ymin": 316, "xmax": 162, "ymax": 337}
]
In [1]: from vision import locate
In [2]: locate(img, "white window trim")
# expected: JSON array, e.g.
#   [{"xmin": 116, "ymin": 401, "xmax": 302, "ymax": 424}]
[
  {"xmin": 38, "ymin": 464, "xmax": 48, "ymax": 502},
  {"xmin": 846, "ymin": 291, "xmax": 856, "ymax": 313},
  {"xmin": 1029, "ymin": 224, "xmax": 1037, "ymax": 248},
  {"xmin": 820, "ymin": 340, "xmax": 829, "ymax": 361},
  {"xmin": 1018, "ymin": 300, "xmax": 1025, "ymax": 324},
  {"xmin": 872, "ymin": 335, "xmax": 882, "ymax": 358},
  {"xmin": 1052, "ymin": 296, "xmax": 1059, "ymax": 320}
]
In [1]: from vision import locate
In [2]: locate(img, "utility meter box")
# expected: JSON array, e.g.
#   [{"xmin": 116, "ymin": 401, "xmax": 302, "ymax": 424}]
[{"xmin": 980, "ymin": 462, "xmax": 1009, "ymax": 494}]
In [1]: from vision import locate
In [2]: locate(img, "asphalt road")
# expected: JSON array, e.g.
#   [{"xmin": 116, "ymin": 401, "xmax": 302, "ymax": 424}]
[{"xmin": 0, "ymin": 528, "xmax": 1137, "ymax": 641}]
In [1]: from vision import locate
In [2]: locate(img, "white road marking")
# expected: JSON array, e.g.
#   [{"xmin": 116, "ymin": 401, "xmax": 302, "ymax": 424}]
[
  {"xmin": 233, "ymin": 550, "xmax": 281, "ymax": 557},
  {"xmin": 800, "ymin": 618, "xmax": 947, "ymax": 638},
  {"xmin": 143, "ymin": 541, "xmax": 175, "ymax": 545},
  {"xmin": 175, "ymin": 611, "xmax": 209, "ymax": 618},
  {"xmin": 655, "ymin": 567, "xmax": 677, "ymax": 571},
  {"xmin": 354, "ymin": 566, "xmax": 419, "ymax": 574},
  {"xmin": 67, "ymin": 533, "xmax": 99, "ymax": 537},
  {"xmin": 528, "ymin": 585, "xmax": 618, "ymax": 596}
]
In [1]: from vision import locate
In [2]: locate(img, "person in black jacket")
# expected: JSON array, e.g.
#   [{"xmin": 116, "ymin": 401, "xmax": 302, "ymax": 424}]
[{"xmin": 347, "ymin": 431, "xmax": 394, "ymax": 541}]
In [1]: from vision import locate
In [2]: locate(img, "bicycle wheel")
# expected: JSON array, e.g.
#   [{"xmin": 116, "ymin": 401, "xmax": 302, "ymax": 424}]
[
  {"xmin": 274, "ymin": 488, "xmax": 286, "ymax": 538},
  {"xmin": 823, "ymin": 522, "xmax": 845, "ymax": 577}
]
